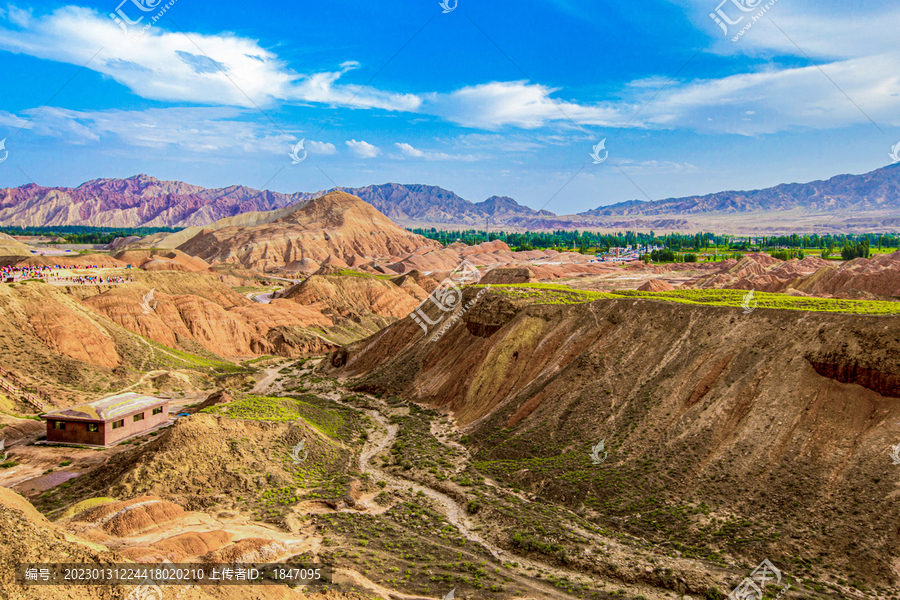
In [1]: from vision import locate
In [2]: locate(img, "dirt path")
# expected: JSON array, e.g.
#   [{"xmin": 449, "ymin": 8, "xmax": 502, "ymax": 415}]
[
  {"xmin": 114, "ymin": 368, "xmax": 168, "ymax": 395},
  {"xmin": 260, "ymin": 366, "xmax": 681, "ymax": 600},
  {"xmin": 136, "ymin": 334, "xmax": 194, "ymax": 373},
  {"xmin": 246, "ymin": 291, "xmax": 275, "ymax": 304},
  {"xmin": 251, "ymin": 364, "xmax": 284, "ymax": 394},
  {"xmin": 322, "ymin": 395, "xmax": 631, "ymax": 599}
]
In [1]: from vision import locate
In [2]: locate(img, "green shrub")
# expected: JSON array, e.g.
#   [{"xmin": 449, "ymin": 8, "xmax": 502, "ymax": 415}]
[{"xmin": 706, "ymin": 586, "xmax": 724, "ymax": 600}]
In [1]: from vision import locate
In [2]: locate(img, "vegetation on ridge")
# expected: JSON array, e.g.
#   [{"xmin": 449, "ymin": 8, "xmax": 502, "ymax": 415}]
[{"xmin": 475, "ymin": 284, "xmax": 900, "ymax": 315}]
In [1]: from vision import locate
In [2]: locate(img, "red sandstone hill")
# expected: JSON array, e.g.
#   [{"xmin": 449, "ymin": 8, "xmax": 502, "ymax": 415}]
[
  {"xmin": 684, "ymin": 251, "xmax": 900, "ymax": 299},
  {"xmin": 177, "ymin": 191, "xmax": 440, "ymax": 272}
]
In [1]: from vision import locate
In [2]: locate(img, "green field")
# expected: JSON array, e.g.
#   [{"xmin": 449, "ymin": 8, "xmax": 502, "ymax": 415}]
[
  {"xmin": 334, "ymin": 269, "xmax": 392, "ymax": 280},
  {"xmin": 475, "ymin": 284, "xmax": 900, "ymax": 315}
]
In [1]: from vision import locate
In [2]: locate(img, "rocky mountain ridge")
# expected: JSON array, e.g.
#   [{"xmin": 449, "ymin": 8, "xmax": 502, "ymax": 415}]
[{"xmin": 4, "ymin": 164, "xmax": 899, "ymax": 232}]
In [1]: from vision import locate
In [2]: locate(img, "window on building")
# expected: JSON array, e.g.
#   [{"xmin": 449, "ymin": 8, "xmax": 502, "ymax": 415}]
[
  {"xmin": 52, "ymin": 420, "xmax": 65, "ymax": 430},
  {"xmin": 87, "ymin": 423, "xmax": 100, "ymax": 432},
  {"xmin": 133, "ymin": 412, "xmax": 145, "ymax": 422},
  {"xmin": 112, "ymin": 419, "xmax": 124, "ymax": 430},
  {"xmin": 152, "ymin": 406, "xmax": 163, "ymax": 416}
]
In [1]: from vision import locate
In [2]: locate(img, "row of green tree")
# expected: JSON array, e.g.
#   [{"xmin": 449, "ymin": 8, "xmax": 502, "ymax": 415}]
[
  {"xmin": 0, "ymin": 225, "xmax": 183, "ymax": 245},
  {"xmin": 409, "ymin": 228, "xmax": 897, "ymax": 253}
]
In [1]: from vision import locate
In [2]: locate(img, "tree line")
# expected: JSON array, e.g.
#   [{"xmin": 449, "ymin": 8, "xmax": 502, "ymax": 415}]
[
  {"xmin": 409, "ymin": 228, "xmax": 897, "ymax": 254},
  {"xmin": 0, "ymin": 225, "xmax": 183, "ymax": 245}
]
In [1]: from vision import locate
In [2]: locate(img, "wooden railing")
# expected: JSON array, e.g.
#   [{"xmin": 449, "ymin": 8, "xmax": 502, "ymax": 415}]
[{"xmin": 0, "ymin": 366, "xmax": 46, "ymax": 411}]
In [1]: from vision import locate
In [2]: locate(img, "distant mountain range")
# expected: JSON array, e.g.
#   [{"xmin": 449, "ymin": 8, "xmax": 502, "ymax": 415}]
[
  {"xmin": 2, "ymin": 164, "xmax": 899, "ymax": 233},
  {"xmin": 588, "ymin": 162, "xmax": 900, "ymax": 216},
  {"xmin": 0, "ymin": 174, "xmax": 308, "ymax": 229}
]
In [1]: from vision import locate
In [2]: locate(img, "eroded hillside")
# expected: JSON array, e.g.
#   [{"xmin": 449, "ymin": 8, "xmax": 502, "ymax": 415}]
[{"xmin": 325, "ymin": 288, "xmax": 900, "ymax": 587}]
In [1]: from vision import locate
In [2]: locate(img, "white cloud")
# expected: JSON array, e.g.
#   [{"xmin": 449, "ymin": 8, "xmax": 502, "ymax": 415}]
[
  {"xmin": 449, "ymin": 133, "xmax": 545, "ymax": 152},
  {"xmin": 633, "ymin": 51, "xmax": 900, "ymax": 134},
  {"xmin": 393, "ymin": 142, "xmax": 477, "ymax": 161},
  {"xmin": 1, "ymin": 3, "xmax": 898, "ymax": 141},
  {"xmin": 395, "ymin": 142, "xmax": 424, "ymax": 158},
  {"xmin": 346, "ymin": 139, "xmax": 380, "ymax": 158},
  {"xmin": 0, "ymin": 106, "xmax": 303, "ymax": 156},
  {"xmin": 615, "ymin": 159, "xmax": 700, "ymax": 175},
  {"xmin": 0, "ymin": 6, "xmax": 420, "ymax": 111},
  {"xmin": 307, "ymin": 140, "xmax": 336, "ymax": 155},
  {"xmin": 426, "ymin": 81, "xmax": 624, "ymax": 130}
]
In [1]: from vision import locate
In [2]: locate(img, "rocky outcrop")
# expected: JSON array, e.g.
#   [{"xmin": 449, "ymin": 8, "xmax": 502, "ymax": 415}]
[
  {"xmin": 113, "ymin": 249, "xmax": 210, "ymax": 272},
  {"xmin": 0, "ymin": 487, "xmax": 121, "ymax": 600},
  {"xmin": 637, "ymin": 278, "xmax": 674, "ymax": 292},
  {"xmin": 282, "ymin": 273, "xmax": 421, "ymax": 320},
  {"xmin": 177, "ymin": 191, "xmax": 440, "ymax": 272},
  {"xmin": 82, "ymin": 287, "xmax": 334, "ymax": 359},
  {"xmin": 686, "ymin": 251, "xmax": 900, "ymax": 299},
  {"xmin": 480, "ymin": 267, "xmax": 535, "ymax": 285}
]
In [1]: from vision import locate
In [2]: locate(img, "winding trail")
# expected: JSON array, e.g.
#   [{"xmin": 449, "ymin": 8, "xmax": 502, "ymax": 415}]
[
  {"xmin": 252, "ymin": 364, "xmax": 287, "ymax": 394},
  {"xmin": 256, "ymin": 366, "xmax": 676, "ymax": 599},
  {"xmin": 324, "ymin": 393, "xmax": 610, "ymax": 600}
]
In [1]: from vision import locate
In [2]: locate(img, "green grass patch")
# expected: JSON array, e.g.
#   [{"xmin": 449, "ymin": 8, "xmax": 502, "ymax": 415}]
[
  {"xmin": 612, "ymin": 289, "xmax": 900, "ymax": 315},
  {"xmin": 144, "ymin": 339, "xmax": 242, "ymax": 372},
  {"xmin": 477, "ymin": 284, "xmax": 900, "ymax": 315},
  {"xmin": 333, "ymin": 270, "xmax": 391, "ymax": 280},
  {"xmin": 472, "ymin": 284, "xmax": 615, "ymax": 305},
  {"xmin": 201, "ymin": 394, "xmax": 362, "ymax": 442}
]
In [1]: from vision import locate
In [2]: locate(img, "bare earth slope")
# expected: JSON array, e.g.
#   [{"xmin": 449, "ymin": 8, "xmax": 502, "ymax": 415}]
[
  {"xmin": 684, "ymin": 251, "xmax": 900, "ymax": 299},
  {"xmin": 325, "ymin": 289, "xmax": 900, "ymax": 586},
  {"xmin": 177, "ymin": 191, "xmax": 440, "ymax": 272}
]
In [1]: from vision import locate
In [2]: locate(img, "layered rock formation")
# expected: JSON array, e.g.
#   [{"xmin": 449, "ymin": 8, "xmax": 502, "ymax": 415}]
[
  {"xmin": 177, "ymin": 191, "xmax": 440, "ymax": 272},
  {"xmin": 685, "ymin": 251, "xmax": 900, "ymax": 298}
]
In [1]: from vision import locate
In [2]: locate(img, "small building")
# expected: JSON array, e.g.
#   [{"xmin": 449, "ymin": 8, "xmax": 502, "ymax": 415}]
[{"xmin": 41, "ymin": 393, "xmax": 169, "ymax": 446}]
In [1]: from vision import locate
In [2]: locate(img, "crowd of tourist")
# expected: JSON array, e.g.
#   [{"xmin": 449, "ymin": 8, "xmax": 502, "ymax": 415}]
[
  {"xmin": 0, "ymin": 265, "xmax": 59, "ymax": 279},
  {"xmin": 56, "ymin": 275, "xmax": 133, "ymax": 285},
  {"xmin": 1, "ymin": 264, "xmax": 133, "ymax": 285}
]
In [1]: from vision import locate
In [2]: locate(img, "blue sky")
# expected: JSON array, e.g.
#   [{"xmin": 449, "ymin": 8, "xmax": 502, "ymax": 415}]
[{"xmin": 0, "ymin": 0, "xmax": 898, "ymax": 215}]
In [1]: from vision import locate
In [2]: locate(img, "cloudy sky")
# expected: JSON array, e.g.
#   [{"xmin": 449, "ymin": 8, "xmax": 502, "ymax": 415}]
[{"xmin": 0, "ymin": 0, "xmax": 898, "ymax": 214}]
